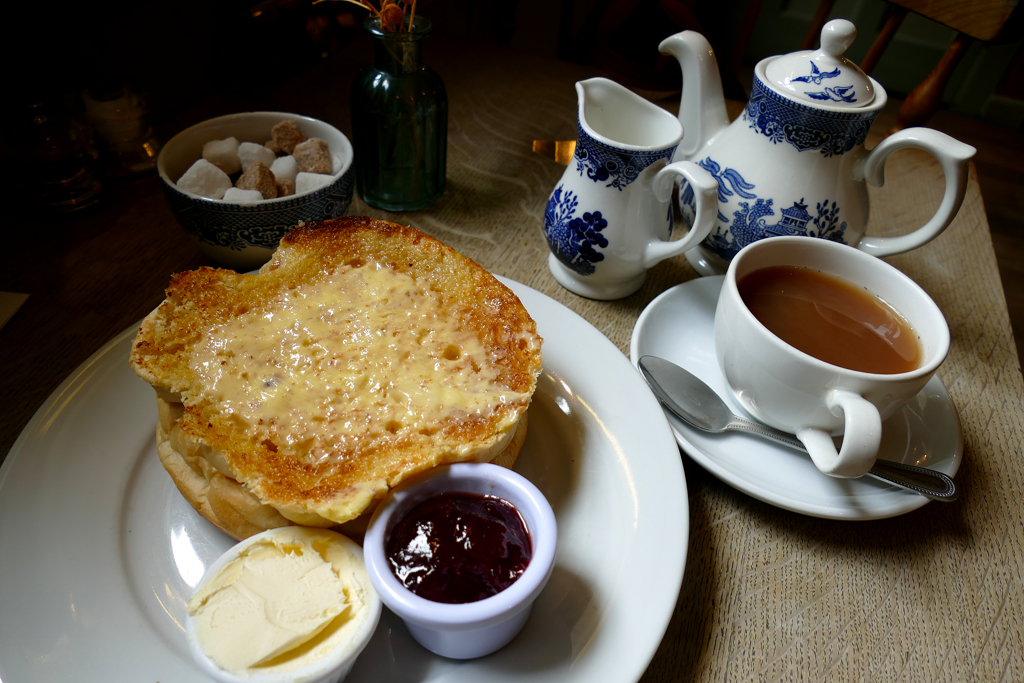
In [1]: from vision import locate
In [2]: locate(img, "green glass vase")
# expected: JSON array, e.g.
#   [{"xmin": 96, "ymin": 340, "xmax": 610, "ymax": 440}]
[{"xmin": 351, "ymin": 16, "xmax": 448, "ymax": 212}]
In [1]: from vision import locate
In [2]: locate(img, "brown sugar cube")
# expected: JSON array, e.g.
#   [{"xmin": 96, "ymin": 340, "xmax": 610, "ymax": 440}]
[
  {"xmin": 293, "ymin": 138, "xmax": 332, "ymax": 174},
  {"xmin": 276, "ymin": 179, "xmax": 295, "ymax": 197},
  {"xmin": 265, "ymin": 139, "xmax": 282, "ymax": 156},
  {"xmin": 271, "ymin": 120, "xmax": 306, "ymax": 155},
  {"xmin": 235, "ymin": 161, "xmax": 277, "ymax": 199}
]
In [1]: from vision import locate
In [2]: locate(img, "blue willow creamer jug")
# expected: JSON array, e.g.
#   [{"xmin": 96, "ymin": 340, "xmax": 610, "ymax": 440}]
[
  {"xmin": 543, "ymin": 78, "xmax": 719, "ymax": 300},
  {"xmin": 659, "ymin": 19, "xmax": 976, "ymax": 275}
]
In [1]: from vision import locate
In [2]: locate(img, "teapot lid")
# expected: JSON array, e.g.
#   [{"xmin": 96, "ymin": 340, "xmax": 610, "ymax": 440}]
[{"xmin": 764, "ymin": 19, "xmax": 874, "ymax": 108}]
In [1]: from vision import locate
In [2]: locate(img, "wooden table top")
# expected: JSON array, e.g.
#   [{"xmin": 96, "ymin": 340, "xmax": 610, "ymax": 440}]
[{"xmin": 1, "ymin": 34, "xmax": 1021, "ymax": 683}]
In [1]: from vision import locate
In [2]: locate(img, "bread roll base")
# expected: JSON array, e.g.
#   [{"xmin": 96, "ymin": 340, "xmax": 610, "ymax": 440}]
[{"xmin": 155, "ymin": 398, "xmax": 529, "ymax": 541}]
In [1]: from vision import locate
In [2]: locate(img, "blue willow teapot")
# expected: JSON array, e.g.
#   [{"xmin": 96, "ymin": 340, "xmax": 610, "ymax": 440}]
[{"xmin": 659, "ymin": 19, "xmax": 976, "ymax": 275}]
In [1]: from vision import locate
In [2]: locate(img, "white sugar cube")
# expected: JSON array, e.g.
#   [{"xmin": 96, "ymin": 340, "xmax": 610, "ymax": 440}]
[
  {"xmin": 295, "ymin": 172, "xmax": 334, "ymax": 195},
  {"xmin": 238, "ymin": 141, "xmax": 277, "ymax": 171},
  {"xmin": 222, "ymin": 187, "xmax": 264, "ymax": 204},
  {"xmin": 202, "ymin": 137, "xmax": 240, "ymax": 175},
  {"xmin": 176, "ymin": 159, "xmax": 232, "ymax": 199},
  {"xmin": 270, "ymin": 155, "xmax": 298, "ymax": 184},
  {"xmin": 331, "ymin": 154, "xmax": 344, "ymax": 175}
]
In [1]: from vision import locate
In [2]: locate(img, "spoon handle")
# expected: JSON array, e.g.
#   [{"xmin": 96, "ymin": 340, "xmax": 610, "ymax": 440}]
[
  {"xmin": 862, "ymin": 460, "xmax": 959, "ymax": 501},
  {"xmin": 727, "ymin": 419, "xmax": 958, "ymax": 502},
  {"xmin": 725, "ymin": 416, "xmax": 805, "ymax": 449}
]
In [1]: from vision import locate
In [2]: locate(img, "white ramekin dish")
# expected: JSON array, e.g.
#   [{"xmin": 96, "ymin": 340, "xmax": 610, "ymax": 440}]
[
  {"xmin": 185, "ymin": 527, "xmax": 381, "ymax": 683},
  {"xmin": 363, "ymin": 463, "xmax": 557, "ymax": 660}
]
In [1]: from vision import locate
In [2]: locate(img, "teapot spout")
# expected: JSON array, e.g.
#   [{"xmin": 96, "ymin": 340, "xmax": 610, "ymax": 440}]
[{"xmin": 658, "ymin": 31, "xmax": 730, "ymax": 161}]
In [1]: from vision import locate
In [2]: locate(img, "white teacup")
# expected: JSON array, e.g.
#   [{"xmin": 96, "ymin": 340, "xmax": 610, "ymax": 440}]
[{"xmin": 713, "ymin": 236, "xmax": 950, "ymax": 478}]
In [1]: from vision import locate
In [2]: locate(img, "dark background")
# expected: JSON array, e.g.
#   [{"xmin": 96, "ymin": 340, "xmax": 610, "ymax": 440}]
[{"xmin": 6, "ymin": 0, "xmax": 1023, "ymax": 133}]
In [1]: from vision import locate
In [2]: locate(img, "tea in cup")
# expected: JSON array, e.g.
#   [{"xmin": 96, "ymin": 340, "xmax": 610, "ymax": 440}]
[{"xmin": 714, "ymin": 236, "xmax": 950, "ymax": 478}]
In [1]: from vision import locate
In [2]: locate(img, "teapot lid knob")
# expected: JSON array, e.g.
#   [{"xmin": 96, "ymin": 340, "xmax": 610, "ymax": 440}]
[
  {"xmin": 763, "ymin": 18, "xmax": 875, "ymax": 108},
  {"xmin": 820, "ymin": 19, "xmax": 857, "ymax": 57}
]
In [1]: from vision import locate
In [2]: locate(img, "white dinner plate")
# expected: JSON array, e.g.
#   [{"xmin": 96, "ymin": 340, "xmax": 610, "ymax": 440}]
[
  {"xmin": 630, "ymin": 276, "xmax": 963, "ymax": 520},
  {"xmin": 0, "ymin": 278, "xmax": 687, "ymax": 683}
]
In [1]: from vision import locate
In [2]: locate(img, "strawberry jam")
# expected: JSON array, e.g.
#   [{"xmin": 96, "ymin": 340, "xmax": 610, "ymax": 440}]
[{"xmin": 385, "ymin": 492, "xmax": 532, "ymax": 604}]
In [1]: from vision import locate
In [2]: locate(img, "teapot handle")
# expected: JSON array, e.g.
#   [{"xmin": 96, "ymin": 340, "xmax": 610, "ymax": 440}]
[
  {"xmin": 642, "ymin": 161, "xmax": 719, "ymax": 268},
  {"xmin": 852, "ymin": 128, "xmax": 975, "ymax": 257}
]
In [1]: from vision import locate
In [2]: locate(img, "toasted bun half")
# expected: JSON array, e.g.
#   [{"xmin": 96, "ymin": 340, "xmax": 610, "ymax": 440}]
[
  {"xmin": 154, "ymin": 397, "xmax": 529, "ymax": 540},
  {"xmin": 131, "ymin": 217, "xmax": 542, "ymax": 539}
]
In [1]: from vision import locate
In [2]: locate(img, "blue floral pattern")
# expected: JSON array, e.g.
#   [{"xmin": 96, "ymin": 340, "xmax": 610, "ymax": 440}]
[
  {"xmin": 742, "ymin": 76, "xmax": 878, "ymax": 157},
  {"xmin": 543, "ymin": 123, "xmax": 676, "ymax": 277},
  {"xmin": 700, "ymin": 158, "xmax": 756, "ymax": 223},
  {"xmin": 573, "ymin": 122, "xmax": 676, "ymax": 190},
  {"xmin": 685, "ymin": 157, "xmax": 849, "ymax": 260},
  {"xmin": 809, "ymin": 199, "xmax": 848, "ymax": 242},
  {"xmin": 162, "ymin": 168, "xmax": 355, "ymax": 250},
  {"xmin": 544, "ymin": 186, "xmax": 610, "ymax": 275}
]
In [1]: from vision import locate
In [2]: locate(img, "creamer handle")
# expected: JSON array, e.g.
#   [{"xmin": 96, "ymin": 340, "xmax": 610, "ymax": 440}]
[
  {"xmin": 643, "ymin": 161, "xmax": 719, "ymax": 268},
  {"xmin": 852, "ymin": 128, "xmax": 975, "ymax": 257}
]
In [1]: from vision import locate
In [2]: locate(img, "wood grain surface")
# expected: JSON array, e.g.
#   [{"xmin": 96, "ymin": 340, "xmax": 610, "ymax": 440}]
[
  {"xmin": 889, "ymin": 0, "xmax": 1018, "ymax": 42},
  {"xmin": 0, "ymin": 34, "xmax": 1020, "ymax": 683}
]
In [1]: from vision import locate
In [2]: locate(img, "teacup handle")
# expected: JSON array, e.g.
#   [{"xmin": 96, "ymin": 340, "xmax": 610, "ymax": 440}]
[
  {"xmin": 795, "ymin": 389, "xmax": 882, "ymax": 478},
  {"xmin": 852, "ymin": 128, "xmax": 975, "ymax": 257},
  {"xmin": 642, "ymin": 161, "xmax": 719, "ymax": 268}
]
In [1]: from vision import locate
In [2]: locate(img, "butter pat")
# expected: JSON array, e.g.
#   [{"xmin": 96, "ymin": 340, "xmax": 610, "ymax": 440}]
[
  {"xmin": 189, "ymin": 538, "xmax": 345, "ymax": 669},
  {"xmin": 187, "ymin": 527, "xmax": 380, "ymax": 678}
]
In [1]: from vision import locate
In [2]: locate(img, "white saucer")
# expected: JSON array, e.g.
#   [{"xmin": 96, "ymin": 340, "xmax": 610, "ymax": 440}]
[{"xmin": 629, "ymin": 276, "xmax": 964, "ymax": 520}]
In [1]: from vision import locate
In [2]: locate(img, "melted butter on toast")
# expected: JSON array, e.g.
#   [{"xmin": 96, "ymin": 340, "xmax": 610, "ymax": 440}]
[
  {"xmin": 131, "ymin": 217, "xmax": 543, "ymax": 531},
  {"xmin": 190, "ymin": 261, "xmax": 527, "ymax": 462}
]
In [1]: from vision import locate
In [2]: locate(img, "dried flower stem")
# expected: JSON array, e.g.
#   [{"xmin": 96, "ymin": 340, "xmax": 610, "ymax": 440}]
[{"xmin": 315, "ymin": 0, "xmax": 418, "ymax": 32}]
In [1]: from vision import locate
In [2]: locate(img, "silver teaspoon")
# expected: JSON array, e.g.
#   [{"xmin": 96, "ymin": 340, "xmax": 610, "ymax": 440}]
[{"xmin": 637, "ymin": 355, "xmax": 959, "ymax": 502}]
